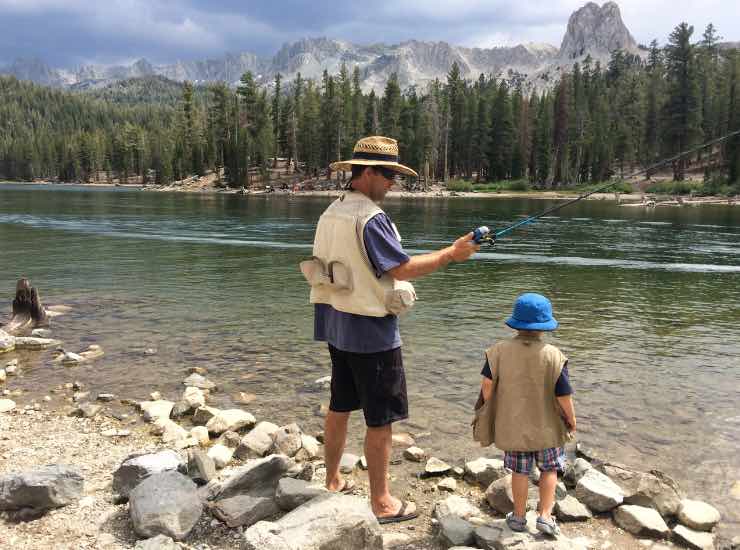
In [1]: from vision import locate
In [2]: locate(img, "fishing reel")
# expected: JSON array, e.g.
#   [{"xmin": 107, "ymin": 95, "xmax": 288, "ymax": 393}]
[{"xmin": 472, "ymin": 226, "xmax": 495, "ymax": 246}]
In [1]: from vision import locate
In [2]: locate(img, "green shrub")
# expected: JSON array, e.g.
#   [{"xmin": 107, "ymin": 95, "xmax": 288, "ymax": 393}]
[
  {"xmin": 446, "ymin": 179, "xmax": 473, "ymax": 192},
  {"xmin": 644, "ymin": 180, "xmax": 704, "ymax": 195}
]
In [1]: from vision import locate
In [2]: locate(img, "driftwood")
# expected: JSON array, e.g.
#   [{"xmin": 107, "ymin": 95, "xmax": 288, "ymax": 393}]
[{"xmin": 2, "ymin": 279, "xmax": 49, "ymax": 336}]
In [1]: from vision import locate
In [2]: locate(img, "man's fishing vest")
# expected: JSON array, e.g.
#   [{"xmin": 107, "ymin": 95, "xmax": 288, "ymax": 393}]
[
  {"xmin": 303, "ymin": 191, "xmax": 415, "ymax": 317},
  {"xmin": 487, "ymin": 335, "xmax": 569, "ymax": 451}
]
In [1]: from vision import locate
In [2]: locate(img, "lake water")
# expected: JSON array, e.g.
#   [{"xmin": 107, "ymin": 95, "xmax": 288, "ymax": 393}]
[{"xmin": 1, "ymin": 183, "xmax": 739, "ymax": 534}]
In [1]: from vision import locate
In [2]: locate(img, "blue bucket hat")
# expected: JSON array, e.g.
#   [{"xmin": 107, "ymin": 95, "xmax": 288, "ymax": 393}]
[{"xmin": 505, "ymin": 293, "xmax": 558, "ymax": 331}]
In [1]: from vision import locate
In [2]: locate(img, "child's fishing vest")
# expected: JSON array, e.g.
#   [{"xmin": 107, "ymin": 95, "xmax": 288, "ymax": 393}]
[
  {"xmin": 302, "ymin": 191, "xmax": 415, "ymax": 317},
  {"xmin": 487, "ymin": 335, "xmax": 570, "ymax": 451}
]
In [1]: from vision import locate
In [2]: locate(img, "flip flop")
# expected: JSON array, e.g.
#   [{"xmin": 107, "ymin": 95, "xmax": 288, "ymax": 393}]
[{"xmin": 377, "ymin": 501, "xmax": 418, "ymax": 525}]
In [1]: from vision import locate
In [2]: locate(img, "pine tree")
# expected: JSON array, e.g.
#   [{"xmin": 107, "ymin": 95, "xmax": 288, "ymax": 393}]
[{"xmin": 381, "ymin": 73, "xmax": 402, "ymax": 139}]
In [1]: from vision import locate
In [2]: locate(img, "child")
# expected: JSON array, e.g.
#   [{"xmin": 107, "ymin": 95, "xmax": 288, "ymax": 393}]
[{"xmin": 479, "ymin": 293, "xmax": 576, "ymax": 537}]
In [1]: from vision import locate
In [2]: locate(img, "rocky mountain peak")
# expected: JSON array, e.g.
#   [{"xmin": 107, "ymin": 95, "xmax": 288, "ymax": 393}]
[{"xmin": 559, "ymin": 1, "xmax": 638, "ymax": 60}]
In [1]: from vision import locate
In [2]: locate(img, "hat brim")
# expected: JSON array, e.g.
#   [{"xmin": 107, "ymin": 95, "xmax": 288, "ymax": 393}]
[
  {"xmin": 329, "ymin": 159, "xmax": 418, "ymax": 178},
  {"xmin": 505, "ymin": 317, "xmax": 558, "ymax": 331}
]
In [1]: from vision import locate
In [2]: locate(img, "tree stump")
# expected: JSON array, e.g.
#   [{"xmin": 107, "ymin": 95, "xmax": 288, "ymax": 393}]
[{"xmin": 3, "ymin": 279, "xmax": 49, "ymax": 335}]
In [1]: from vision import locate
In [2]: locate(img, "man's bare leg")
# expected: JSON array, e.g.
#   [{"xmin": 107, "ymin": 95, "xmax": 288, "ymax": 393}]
[
  {"xmin": 365, "ymin": 423, "xmax": 415, "ymax": 518},
  {"xmin": 324, "ymin": 410, "xmax": 350, "ymax": 491}
]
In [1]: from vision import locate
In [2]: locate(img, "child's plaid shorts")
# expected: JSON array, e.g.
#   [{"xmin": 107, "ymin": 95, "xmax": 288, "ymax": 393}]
[{"xmin": 504, "ymin": 447, "xmax": 566, "ymax": 474}]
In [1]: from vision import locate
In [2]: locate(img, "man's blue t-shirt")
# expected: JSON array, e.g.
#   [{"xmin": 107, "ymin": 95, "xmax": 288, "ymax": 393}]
[{"xmin": 313, "ymin": 211, "xmax": 410, "ymax": 353}]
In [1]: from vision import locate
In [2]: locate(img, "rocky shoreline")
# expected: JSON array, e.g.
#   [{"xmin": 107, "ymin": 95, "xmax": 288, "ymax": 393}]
[{"xmin": 1, "ymin": 335, "xmax": 736, "ymax": 550}]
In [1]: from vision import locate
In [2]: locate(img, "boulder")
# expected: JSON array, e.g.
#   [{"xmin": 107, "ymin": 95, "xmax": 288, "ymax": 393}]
[
  {"xmin": 424, "ymin": 457, "xmax": 452, "ymax": 477},
  {"xmin": 672, "ymin": 525, "xmax": 716, "ymax": 550},
  {"xmin": 677, "ymin": 499, "xmax": 721, "ymax": 531},
  {"xmin": 113, "ymin": 450, "xmax": 184, "ymax": 499},
  {"xmin": 0, "ymin": 398, "xmax": 16, "ymax": 413},
  {"xmin": 71, "ymin": 402, "xmax": 102, "ymax": 418},
  {"xmin": 133, "ymin": 535, "xmax": 180, "ymax": 550},
  {"xmin": 190, "ymin": 426, "xmax": 209, "ymax": 447},
  {"xmin": 434, "ymin": 495, "xmax": 485, "ymax": 521},
  {"xmin": 208, "ymin": 432, "xmax": 240, "ymax": 469},
  {"xmin": 275, "ymin": 477, "xmax": 328, "ymax": 511},
  {"xmin": 206, "ymin": 409, "xmax": 255, "ymax": 434},
  {"xmin": 0, "ymin": 464, "xmax": 84, "ymax": 511},
  {"xmin": 210, "ymin": 494, "xmax": 279, "ymax": 528},
  {"xmin": 270, "ymin": 423, "xmax": 303, "ymax": 457},
  {"xmin": 14, "ymin": 337, "xmax": 61, "ymax": 350},
  {"xmin": 182, "ymin": 373, "xmax": 216, "ymax": 390},
  {"xmin": 464, "ymin": 457, "xmax": 508, "ymax": 487},
  {"xmin": 575, "ymin": 469, "xmax": 624, "ymax": 512},
  {"xmin": 564, "ymin": 457, "xmax": 594, "ymax": 488},
  {"xmin": 299, "ymin": 434, "xmax": 320, "ymax": 459},
  {"xmin": 339, "ymin": 453, "xmax": 360, "ymax": 474},
  {"xmin": 485, "ymin": 474, "xmax": 514, "ymax": 514},
  {"xmin": 0, "ymin": 330, "xmax": 15, "ymax": 353},
  {"xmin": 242, "ymin": 494, "xmax": 383, "ymax": 550},
  {"xmin": 140, "ymin": 400, "xmax": 175, "ymax": 423},
  {"xmin": 129, "ymin": 471, "xmax": 202, "ymax": 541},
  {"xmin": 437, "ymin": 515, "xmax": 476, "ymax": 547},
  {"xmin": 170, "ymin": 401, "xmax": 191, "ymax": 419},
  {"xmin": 600, "ymin": 463, "xmax": 681, "ymax": 516},
  {"xmin": 212, "ymin": 454, "xmax": 294, "ymax": 500},
  {"xmin": 554, "ymin": 495, "xmax": 593, "ymax": 521},
  {"xmin": 403, "ymin": 446, "xmax": 426, "ymax": 462},
  {"xmin": 187, "ymin": 448, "xmax": 216, "ymax": 486},
  {"xmin": 613, "ymin": 505, "xmax": 671, "ymax": 538},
  {"xmin": 437, "ymin": 477, "xmax": 457, "ymax": 492},
  {"xmin": 151, "ymin": 418, "xmax": 189, "ymax": 443},
  {"xmin": 192, "ymin": 405, "xmax": 220, "ymax": 425},
  {"xmin": 236, "ymin": 421, "xmax": 280, "ymax": 459},
  {"xmin": 182, "ymin": 386, "xmax": 205, "ymax": 409}
]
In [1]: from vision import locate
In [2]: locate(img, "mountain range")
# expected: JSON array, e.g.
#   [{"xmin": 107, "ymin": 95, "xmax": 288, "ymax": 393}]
[{"xmin": 1, "ymin": 2, "xmax": 734, "ymax": 93}]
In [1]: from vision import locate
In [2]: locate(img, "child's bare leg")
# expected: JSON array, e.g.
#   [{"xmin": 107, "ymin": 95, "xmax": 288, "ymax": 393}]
[
  {"xmin": 511, "ymin": 472, "xmax": 529, "ymax": 518},
  {"xmin": 538, "ymin": 470, "xmax": 558, "ymax": 519}
]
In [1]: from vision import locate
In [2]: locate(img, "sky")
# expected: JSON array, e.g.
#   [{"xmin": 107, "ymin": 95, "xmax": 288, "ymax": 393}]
[{"xmin": 0, "ymin": 0, "xmax": 737, "ymax": 68}]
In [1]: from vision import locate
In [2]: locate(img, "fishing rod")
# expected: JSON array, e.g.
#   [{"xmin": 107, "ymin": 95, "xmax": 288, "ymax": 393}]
[{"xmin": 471, "ymin": 128, "xmax": 740, "ymax": 245}]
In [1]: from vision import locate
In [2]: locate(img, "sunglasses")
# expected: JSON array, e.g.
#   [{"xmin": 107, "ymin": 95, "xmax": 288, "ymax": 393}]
[{"xmin": 375, "ymin": 166, "xmax": 399, "ymax": 182}]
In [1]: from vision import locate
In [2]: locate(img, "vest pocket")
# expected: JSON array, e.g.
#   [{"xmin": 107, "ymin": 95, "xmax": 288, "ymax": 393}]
[
  {"xmin": 384, "ymin": 280, "xmax": 416, "ymax": 315},
  {"xmin": 299, "ymin": 257, "xmax": 353, "ymax": 292}
]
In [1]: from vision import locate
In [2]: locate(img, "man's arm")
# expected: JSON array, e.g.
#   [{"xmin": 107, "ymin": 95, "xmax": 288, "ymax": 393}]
[{"xmin": 388, "ymin": 232, "xmax": 480, "ymax": 281}]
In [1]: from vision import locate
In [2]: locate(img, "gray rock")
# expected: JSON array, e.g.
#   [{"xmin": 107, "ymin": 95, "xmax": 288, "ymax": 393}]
[
  {"xmin": 192, "ymin": 405, "xmax": 220, "ymax": 425},
  {"xmin": 140, "ymin": 400, "xmax": 175, "ymax": 422},
  {"xmin": 14, "ymin": 337, "xmax": 61, "ymax": 350},
  {"xmin": 210, "ymin": 494, "xmax": 279, "ymax": 528},
  {"xmin": 182, "ymin": 372, "xmax": 216, "ymax": 390},
  {"xmin": 0, "ymin": 398, "xmax": 16, "ymax": 413},
  {"xmin": 464, "ymin": 457, "xmax": 508, "ymax": 487},
  {"xmin": 133, "ymin": 535, "xmax": 180, "ymax": 549},
  {"xmin": 474, "ymin": 524, "xmax": 506, "ymax": 550},
  {"xmin": 208, "ymin": 444, "xmax": 236, "ymax": 469},
  {"xmin": 425, "ymin": 457, "xmax": 452, "ymax": 477},
  {"xmin": 0, "ymin": 330, "xmax": 15, "ymax": 353},
  {"xmin": 299, "ymin": 434, "xmax": 320, "ymax": 459},
  {"xmin": 339, "ymin": 453, "xmax": 359, "ymax": 474},
  {"xmin": 0, "ymin": 465, "xmax": 84, "ymax": 511},
  {"xmin": 129, "ymin": 471, "xmax": 202, "ymax": 541},
  {"xmin": 564, "ymin": 457, "xmax": 594, "ymax": 488},
  {"xmin": 275, "ymin": 477, "xmax": 328, "ymax": 511},
  {"xmin": 71, "ymin": 402, "xmax": 102, "ymax": 418},
  {"xmin": 677, "ymin": 499, "xmax": 721, "ymax": 532},
  {"xmin": 437, "ymin": 515, "xmax": 476, "ymax": 547},
  {"xmin": 437, "ymin": 477, "xmax": 457, "ymax": 492},
  {"xmin": 613, "ymin": 504, "xmax": 670, "ymax": 538},
  {"xmin": 289, "ymin": 461, "xmax": 315, "ymax": 482},
  {"xmin": 206, "ymin": 409, "xmax": 256, "ymax": 434},
  {"xmin": 600, "ymin": 463, "xmax": 681, "ymax": 517},
  {"xmin": 434, "ymin": 495, "xmax": 484, "ymax": 522},
  {"xmin": 672, "ymin": 525, "xmax": 715, "ymax": 550},
  {"xmin": 170, "ymin": 401, "xmax": 192, "ymax": 418},
  {"xmin": 236, "ymin": 421, "xmax": 280, "ymax": 459},
  {"xmin": 575, "ymin": 469, "xmax": 624, "ymax": 512},
  {"xmin": 403, "ymin": 446, "xmax": 426, "ymax": 462},
  {"xmin": 272, "ymin": 424, "xmax": 303, "ymax": 457},
  {"xmin": 213, "ymin": 454, "xmax": 294, "ymax": 500},
  {"xmin": 554, "ymin": 495, "xmax": 592, "ymax": 521},
  {"xmin": 243, "ymin": 493, "xmax": 382, "ymax": 550},
  {"xmin": 187, "ymin": 448, "xmax": 215, "ymax": 485},
  {"xmin": 152, "ymin": 418, "xmax": 189, "ymax": 443},
  {"xmin": 485, "ymin": 474, "xmax": 514, "ymax": 514},
  {"xmin": 182, "ymin": 386, "xmax": 205, "ymax": 409},
  {"xmin": 556, "ymin": 481, "xmax": 568, "ymax": 500},
  {"xmin": 113, "ymin": 450, "xmax": 184, "ymax": 499}
]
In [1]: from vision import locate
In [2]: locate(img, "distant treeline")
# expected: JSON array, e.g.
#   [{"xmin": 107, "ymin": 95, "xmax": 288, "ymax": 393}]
[{"xmin": 1, "ymin": 22, "xmax": 738, "ymax": 193}]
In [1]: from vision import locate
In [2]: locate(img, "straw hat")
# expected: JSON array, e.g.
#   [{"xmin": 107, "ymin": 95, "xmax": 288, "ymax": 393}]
[{"xmin": 330, "ymin": 136, "xmax": 418, "ymax": 177}]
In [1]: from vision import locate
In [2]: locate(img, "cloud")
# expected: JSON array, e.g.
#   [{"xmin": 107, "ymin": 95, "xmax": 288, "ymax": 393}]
[{"xmin": 0, "ymin": 0, "xmax": 737, "ymax": 68}]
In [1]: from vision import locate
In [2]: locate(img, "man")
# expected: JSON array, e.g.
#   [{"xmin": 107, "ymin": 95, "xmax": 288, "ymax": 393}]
[{"xmin": 308, "ymin": 136, "xmax": 479, "ymax": 523}]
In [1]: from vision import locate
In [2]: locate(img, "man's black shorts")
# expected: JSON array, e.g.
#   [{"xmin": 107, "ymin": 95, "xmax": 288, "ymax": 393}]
[{"xmin": 327, "ymin": 344, "xmax": 408, "ymax": 427}]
